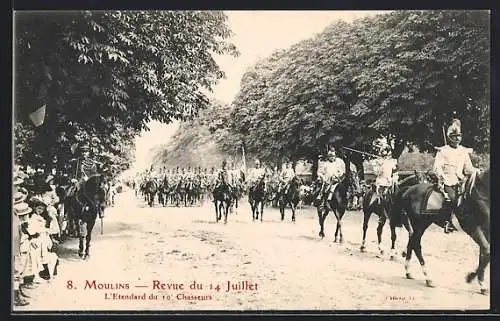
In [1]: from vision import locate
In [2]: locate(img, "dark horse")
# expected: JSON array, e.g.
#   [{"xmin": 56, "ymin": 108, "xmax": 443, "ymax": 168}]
[
  {"xmin": 360, "ymin": 170, "xmax": 428, "ymax": 258},
  {"xmin": 65, "ymin": 175, "xmax": 107, "ymax": 259},
  {"xmin": 390, "ymin": 169, "xmax": 490, "ymax": 293},
  {"xmin": 144, "ymin": 178, "xmax": 158, "ymax": 207},
  {"xmin": 212, "ymin": 180, "xmax": 232, "ymax": 224},
  {"xmin": 248, "ymin": 179, "xmax": 268, "ymax": 221},
  {"xmin": 314, "ymin": 164, "xmax": 359, "ymax": 243},
  {"xmin": 277, "ymin": 177, "xmax": 301, "ymax": 222}
]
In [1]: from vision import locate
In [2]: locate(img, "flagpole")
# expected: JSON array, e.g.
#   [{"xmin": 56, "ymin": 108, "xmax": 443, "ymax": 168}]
[{"xmin": 241, "ymin": 144, "xmax": 247, "ymax": 171}]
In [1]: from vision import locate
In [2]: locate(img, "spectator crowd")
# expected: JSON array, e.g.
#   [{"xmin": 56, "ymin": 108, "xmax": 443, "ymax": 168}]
[{"xmin": 12, "ymin": 165, "xmax": 69, "ymax": 307}]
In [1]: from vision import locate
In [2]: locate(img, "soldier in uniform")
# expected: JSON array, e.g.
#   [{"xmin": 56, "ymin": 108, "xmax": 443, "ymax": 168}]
[
  {"xmin": 214, "ymin": 160, "xmax": 231, "ymax": 190},
  {"xmin": 247, "ymin": 159, "xmax": 267, "ymax": 192},
  {"xmin": 317, "ymin": 149, "xmax": 346, "ymax": 201},
  {"xmin": 77, "ymin": 138, "xmax": 102, "ymax": 186},
  {"xmin": 368, "ymin": 145, "xmax": 398, "ymax": 206},
  {"xmin": 277, "ymin": 163, "xmax": 296, "ymax": 195},
  {"xmin": 432, "ymin": 118, "xmax": 476, "ymax": 233}
]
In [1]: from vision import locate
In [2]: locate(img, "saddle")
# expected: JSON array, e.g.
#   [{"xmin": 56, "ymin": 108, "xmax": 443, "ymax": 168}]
[
  {"xmin": 420, "ymin": 173, "xmax": 473, "ymax": 215},
  {"xmin": 420, "ymin": 187, "xmax": 446, "ymax": 215}
]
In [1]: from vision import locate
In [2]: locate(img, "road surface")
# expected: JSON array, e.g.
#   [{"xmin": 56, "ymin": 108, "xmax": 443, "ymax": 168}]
[{"xmin": 14, "ymin": 188, "xmax": 489, "ymax": 311}]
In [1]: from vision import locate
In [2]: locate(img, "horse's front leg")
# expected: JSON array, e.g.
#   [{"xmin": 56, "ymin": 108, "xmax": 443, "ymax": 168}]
[
  {"xmin": 224, "ymin": 202, "xmax": 229, "ymax": 224},
  {"xmin": 389, "ymin": 220, "xmax": 399, "ymax": 260},
  {"xmin": 466, "ymin": 225, "xmax": 490, "ymax": 294},
  {"xmin": 403, "ymin": 215, "xmax": 415, "ymax": 279},
  {"xmin": 411, "ymin": 223, "xmax": 434, "ymax": 288},
  {"xmin": 213, "ymin": 201, "xmax": 218, "ymax": 222},
  {"xmin": 376, "ymin": 214, "xmax": 387, "ymax": 257},
  {"xmin": 84, "ymin": 219, "xmax": 96, "ymax": 259},
  {"xmin": 360, "ymin": 210, "xmax": 371, "ymax": 252},
  {"xmin": 78, "ymin": 235, "xmax": 84, "ymax": 258},
  {"xmin": 279, "ymin": 199, "xmax": 285, "ymax": 221},
  {"xmin": 291, "ymin": 202, "xmax": 296, "ymax": 222},
  {"xmin": 318, "ymin": 205, "xmax": 327, "ymax": 238},
  {"xmin": 260, "ymin": 201, "xmax": 264, "ymax": 222}
]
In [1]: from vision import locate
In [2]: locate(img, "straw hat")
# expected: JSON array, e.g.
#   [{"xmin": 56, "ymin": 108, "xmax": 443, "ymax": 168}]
[
  {"xmin": 13, "ymin": 202, "xmax": 32, "ymax": 216},
  {"xmin": 13, "ymin": 191, "xmax": 27, "ymax": 204},
  {"xmin": 13, "ymin": 177, "xmax": 24, "ymax": 186}
]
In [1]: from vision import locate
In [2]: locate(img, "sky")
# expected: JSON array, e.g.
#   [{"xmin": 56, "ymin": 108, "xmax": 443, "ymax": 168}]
[{"xmin": 132, "ymin": 10, "xmax": 390, "ymax": 172}]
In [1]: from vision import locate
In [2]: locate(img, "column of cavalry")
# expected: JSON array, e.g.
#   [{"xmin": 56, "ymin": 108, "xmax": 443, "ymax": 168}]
[{"xmin": 133, "ymin": 119, "xmax": 489, "ymax": 295}]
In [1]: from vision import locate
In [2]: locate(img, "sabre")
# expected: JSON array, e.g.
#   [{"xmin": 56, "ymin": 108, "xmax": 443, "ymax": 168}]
[
  {"xmin": 342, "ymin": 146, "xmax": 381, "ymax": 159},
  {"xmin": 100, "ymin": 212, "xmax": 104, "ymax": 235}
]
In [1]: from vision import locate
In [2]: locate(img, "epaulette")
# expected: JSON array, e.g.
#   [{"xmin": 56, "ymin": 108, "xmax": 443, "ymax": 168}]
[
  {"xmin": 434, "ymin": 145, "xmax": 446, "ymax": 151},
  {"xmin": 460, "ymin": 146, "xmax": 473, "ymax": 154}
]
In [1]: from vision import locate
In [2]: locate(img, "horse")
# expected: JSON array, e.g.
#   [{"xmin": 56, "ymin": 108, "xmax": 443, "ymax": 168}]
[
  {"xmin": 360, "ymin": 170, "xmax": 428, "ymax": 258},
  {"xmin": 157, "ymin": 178, "xmax": 169, "ymax": 207},
  {"xmin": 144, "ymin": 178, "xmax": 158, "ymax": 207},
  {"xmin": 64, "ymin": 175, "xmax": 107, "ymax": 259},
  {"xmin": 248, "ymin": 179, "xmax": 268, "ymax": 221},
  {"xmin": 314, "ymin": 166, "xmax": 359, "ymax": 243},
  {"xmin": 390, "ymin": 169, "xmax": 490, "ymax": 293},
  {"xmin": 212, "ymin": 180, "xmax": 232, "ymax": 224},
  {"xmin": 277, "ymin": 177, "xmax": 301, "ymax": 222}
]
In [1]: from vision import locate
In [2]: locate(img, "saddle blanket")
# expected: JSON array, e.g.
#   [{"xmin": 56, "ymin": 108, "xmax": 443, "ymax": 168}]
[{"xmin": 421, "ymin": 187, "xmax": 445, "ymax": 215}]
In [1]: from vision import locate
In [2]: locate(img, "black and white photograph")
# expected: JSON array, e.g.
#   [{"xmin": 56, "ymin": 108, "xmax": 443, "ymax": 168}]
[{"xmin": 12, "ymin": 10, "xmax": 490, "ymax": 312}]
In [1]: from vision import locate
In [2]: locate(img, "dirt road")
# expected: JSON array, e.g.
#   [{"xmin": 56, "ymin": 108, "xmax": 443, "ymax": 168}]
[{"xmin": 15, "ymin": 188, "xmax": 489, "ymax": 311}]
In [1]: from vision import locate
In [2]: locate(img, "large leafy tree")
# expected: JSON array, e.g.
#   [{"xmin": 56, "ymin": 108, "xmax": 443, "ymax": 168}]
[
  {"xmin": 14, "ymin": 10, "xmax": 238, "ymax": 177},
  {"xmin": 215, "ymin": 10, "xmax": 489, "ymax": 177}
]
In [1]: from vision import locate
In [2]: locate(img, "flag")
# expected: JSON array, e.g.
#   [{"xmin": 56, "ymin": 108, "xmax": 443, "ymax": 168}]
[{"xmin": 29, "ymin": 104, "xmax": 46, "ymax": 127}]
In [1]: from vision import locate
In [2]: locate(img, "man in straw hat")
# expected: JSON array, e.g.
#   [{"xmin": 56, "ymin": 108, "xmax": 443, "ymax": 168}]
[{"xmin": 432, "ymin": 118, "xmax": 477, "ymax": 234}]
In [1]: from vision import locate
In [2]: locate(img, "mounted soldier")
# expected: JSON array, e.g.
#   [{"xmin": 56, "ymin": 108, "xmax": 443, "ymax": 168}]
[
  {"xmin": 368, "ymin": 143, "xmax": 398, "ymax": 207},
  {"xmin": 76, "ymin": 138, "xmax": 103, "ymax": 189},
  {"xmin": 215, "ymin": 159, "xmax": 232, "ymax": 192},
  {"xmin": 317, "ymin": 148, "xmax": 346, "ymax": 201},
  {"xmin": 247, "ymin": 159, "xmax": 268, "ymax": 192},
  {"xmin": 277, "ymin": 162, "xmax": 296, "ymax": 195},
  {"xmin": 432, "ymin": 118, "xmax": 477, "ymax": 233}
]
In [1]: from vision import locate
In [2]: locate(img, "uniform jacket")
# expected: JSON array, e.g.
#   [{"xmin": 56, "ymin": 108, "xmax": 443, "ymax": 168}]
[
  {"xmin": 318, "ymin": 158, "xmax": 346, "ymax": 181},
  {"xmin": 432, "ymin": 145, "xmax": 475, "ymax": 186}
]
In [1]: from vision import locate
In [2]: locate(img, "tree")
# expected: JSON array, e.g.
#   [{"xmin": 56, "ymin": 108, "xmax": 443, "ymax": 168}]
[
  {"xmin": 14, "ymin": 11, "xmax": 239, "ymax": 177},
  {"xmin": 215, "ymin": 10, "xmax": 489, "ymax": 177}
]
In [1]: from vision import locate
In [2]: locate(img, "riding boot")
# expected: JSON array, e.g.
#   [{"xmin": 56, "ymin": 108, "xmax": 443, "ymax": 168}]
[
  {"xmin": 316, "ymin": 184, "xmax": 325, "ymax": 201},
  {"xmin": 443, "ymin": 203, "xmax": 455, "ymax": 234}
]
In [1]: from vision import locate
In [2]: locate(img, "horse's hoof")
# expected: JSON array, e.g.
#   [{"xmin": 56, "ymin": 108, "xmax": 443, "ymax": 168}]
[
  {"xmin": 402, "ymin": 251, "xmax": 407, "ymax": 258},
  {"xmin": 480, "ymin": 288, "xmax": 488, "ymax": 295},
  {"xmin": 406, "ymin": 273, "xmax": 414, "ymax": 279},
  {"xmin": 390, "ymin": 254, "xmax": 396, "ymax": 261},
  {"xmin": 360, "ymin": 245, "xmax": 366, "ymax": 252},
  {"xmin": 319, "ymin": 232, "xmax": 324, "ymax": 238},
  {"xmin": 78, "ymin": 252, "xmax": 84, "ymax": 258},
  {"xmin": 466, "ymin": 272, "xmax": 477, "ymax": 283},
  {"xmin": 426, "ymin": 279, "xmax": 435, "ymax": 288}
]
